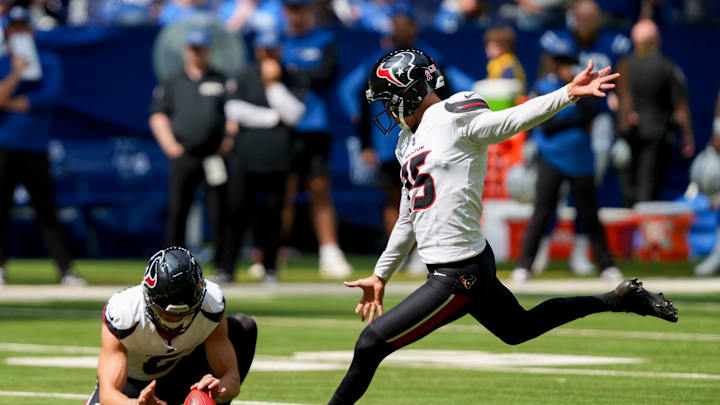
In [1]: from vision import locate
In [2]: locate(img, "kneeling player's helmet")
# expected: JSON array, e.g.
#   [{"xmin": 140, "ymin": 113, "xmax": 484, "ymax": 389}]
[
  {"xmin": 143, "ymin": 247, "xmax": 206, "ymax": 336},
  {"xmin": 366, "ymin": 48, "xmax": 445, "ymax": 135}
]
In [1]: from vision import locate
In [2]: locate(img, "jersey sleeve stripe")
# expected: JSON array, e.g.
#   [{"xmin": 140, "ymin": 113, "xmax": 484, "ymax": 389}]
[
  {"xmin": 200, "ymin": 308, "xmax": 225, "ymax": 323},
  {"xmin": 444, "ymin": 99, "xmax": 490, "ymax": 113},
  {"xmin": 103, "ymin": 302, "xmax": 138, "ymax": 339}
]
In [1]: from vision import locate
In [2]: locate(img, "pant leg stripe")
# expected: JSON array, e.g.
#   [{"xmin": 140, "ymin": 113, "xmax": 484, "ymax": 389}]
[{"xmin": 387, "ymin": 294, "xmax": 469, "ymax": 348}]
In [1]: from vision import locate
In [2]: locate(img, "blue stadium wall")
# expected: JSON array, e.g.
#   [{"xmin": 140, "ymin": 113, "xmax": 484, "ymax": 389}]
[{"xmin": 8, "ymin": 26, "xmax": 718, "ymax": 258}]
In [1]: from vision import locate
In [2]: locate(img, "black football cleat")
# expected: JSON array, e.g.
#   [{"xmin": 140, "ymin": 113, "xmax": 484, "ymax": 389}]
[{"xmin": 614, "ymin": 278, "xmax": 678, "ymax": 322}]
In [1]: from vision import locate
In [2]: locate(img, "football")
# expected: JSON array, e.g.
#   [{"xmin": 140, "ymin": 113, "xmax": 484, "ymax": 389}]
[{"xmin": 184, "ymin": 389, "xmax": 216, "ymax": 405}]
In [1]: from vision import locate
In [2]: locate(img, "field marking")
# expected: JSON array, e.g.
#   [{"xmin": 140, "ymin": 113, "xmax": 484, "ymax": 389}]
[
  {"xmin": 295, "ymin": 350, "xmax": 720, "ymax": 380},
  {"xmin": 0, "ymin": 342, "xmax": 100, "ymax": 354},
  {"xmin": 481, "ymin": 366, "xmax": 720, "ymax": 380},
  {"xmin": 8, "ymin": 350, "xmax": 720, "ymax": 381},
  {"xmin": 0, "ymin": 390, "xmax": 314, "ymax": 405},
  {"xmin": 5, "ymin": 356, "xmax": 346, "ymax": 372},
  {"xmin": 295, "ymin": 350, "xmax": 644, "ymax": 367}
]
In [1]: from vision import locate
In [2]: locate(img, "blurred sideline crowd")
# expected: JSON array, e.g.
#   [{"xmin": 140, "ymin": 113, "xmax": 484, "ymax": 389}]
[
  {"xmin": 4, "ymin": 0, "xmax": 720, "ymax": 30},
  {"xmin": 0, "ymin": 0, "xmax": 719, "ymax": 287}
]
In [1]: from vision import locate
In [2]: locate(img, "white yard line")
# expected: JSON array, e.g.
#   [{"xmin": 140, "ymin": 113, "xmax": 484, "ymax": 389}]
[
  {"xmin": 0, "ymin": 390, "xmax": 315, "ymax": 405},
  {"xmin": 481, "ymin": 366, "xmax": 720, "ymax": 380},
  {"xmin": 0, "ymin": 342, "xmax": 100, "ymax": 354}
]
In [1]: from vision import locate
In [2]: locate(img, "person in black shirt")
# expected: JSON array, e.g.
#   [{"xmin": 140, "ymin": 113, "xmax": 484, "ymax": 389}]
[
  {"xmin": 219, "ymin": 31, "xmax": 306, "ymax": 284},
  {"xmin": 616, "ymin": 19, "xmax": 694, "ymax": 206},
  {"xmin": 149, "ymin": 28, "xmax": 233, "ymax": 270}
]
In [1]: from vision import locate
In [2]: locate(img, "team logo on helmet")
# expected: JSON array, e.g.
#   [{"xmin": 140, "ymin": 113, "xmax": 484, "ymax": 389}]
[
  {"xmin": 459, "ymin": 275, "xmax": 476, "ymax": 289},
  {"xmin": 376, "ymin": 51, "xmax": 416, "ymax": 87},
  {"xmin": 144, "ymin": 252, "xmax": 163, "ymax": 288}
]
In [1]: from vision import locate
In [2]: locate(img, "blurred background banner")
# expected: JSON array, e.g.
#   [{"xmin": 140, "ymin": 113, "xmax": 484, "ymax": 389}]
[{"xmin": 5, "ymin": 23, "xmax": 717, "ymax": 258}]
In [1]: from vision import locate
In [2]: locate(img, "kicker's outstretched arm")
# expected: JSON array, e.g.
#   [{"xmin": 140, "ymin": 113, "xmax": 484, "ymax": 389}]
[{"xmin": 465, "ymin": 59, "xmax": 619, "ymax": 146}]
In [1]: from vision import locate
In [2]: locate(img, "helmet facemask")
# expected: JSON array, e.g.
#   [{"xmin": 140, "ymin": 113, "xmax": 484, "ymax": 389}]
[
  {"xmin": 142, "ymin": 247, "xmax": 207, "ymax": 339},
  {"xmin": 366, "ymin": 80, "xmax": 432, "ymax": 135},
  {"xmin": 145, "ymin": 297, "xmax": 203, "ymax": 337}
]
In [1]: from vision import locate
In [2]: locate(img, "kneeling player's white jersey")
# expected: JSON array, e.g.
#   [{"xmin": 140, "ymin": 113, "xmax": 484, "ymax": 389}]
[
  {"xmin": 103, "ymin": 280, "xmax": 225, "ymax": 381},
  {"xmin": 374, "ymin": 87, "xmax": 572, "ymax": 280}
]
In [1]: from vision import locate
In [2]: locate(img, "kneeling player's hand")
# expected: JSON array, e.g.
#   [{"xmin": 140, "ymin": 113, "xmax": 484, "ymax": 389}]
[
  {"xmin": 191, "ymin": 373, "xmax": 226, "ymax": 399},
  {"xmin": 138, "ymin": 380, "xmax": 168, "ymax": 405},
  {"xmin": 345, "ymin": 274, "xmax": 386, "ymax": 323}
]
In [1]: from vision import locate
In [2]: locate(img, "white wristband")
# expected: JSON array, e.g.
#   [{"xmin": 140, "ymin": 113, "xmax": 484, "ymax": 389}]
[{"xmin": 713, "ymin": 117, "xmax": 720, "ymax": 137}]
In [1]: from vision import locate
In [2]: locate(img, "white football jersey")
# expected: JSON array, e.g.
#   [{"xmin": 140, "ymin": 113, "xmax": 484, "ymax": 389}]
[
  {"xmin": 374, "ymin": 87, "xmax": 572, "ymax": 280},
  {"xmin": 103, "ymin": 280, "xmax": 226, "ymax": 381}
]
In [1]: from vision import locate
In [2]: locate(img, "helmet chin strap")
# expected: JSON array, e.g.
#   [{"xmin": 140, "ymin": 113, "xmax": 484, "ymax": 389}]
[{"xmin": 395, "ymin": 98, "xmax": 412, "ymax": 132}]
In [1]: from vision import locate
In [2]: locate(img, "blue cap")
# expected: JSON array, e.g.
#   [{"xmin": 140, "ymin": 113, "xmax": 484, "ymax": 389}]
[
  {"xmin": 254, "ymin": 30, "xmax": 283, "ymax": 49},
  {"xmin": 392, "ymin": 2, "xmax": 415, "ymax": 19},
  {"xmin": 543, "ymin": 37, "xmax": 578, "ymax": 60},
  {"xmin": 7, "ymin": 6, "xmax": 30, "ymax": 24},
  {"xmin": 186, "ymin": 28, "xmax": 211, "ymax": 47},
  {"xmin": 282, "ymin": 0, "xmax": 312, "ymax": 5}
]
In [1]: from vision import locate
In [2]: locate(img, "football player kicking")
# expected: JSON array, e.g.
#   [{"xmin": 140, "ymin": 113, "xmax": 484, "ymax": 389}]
[
  {"xmin": 86, "ymin": 247, "xmax": 257, "ymax": 405},
  {"xmin": 328, "ymin": 49, "xmax": 678, "ymax": 405}
]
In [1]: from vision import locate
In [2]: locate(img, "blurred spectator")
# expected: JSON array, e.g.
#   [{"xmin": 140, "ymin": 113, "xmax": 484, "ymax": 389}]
[
  {"xmin": 93, "ymin": 0, "xmax": 162, "ymax": 25},
  {"xmin": 279, "ymin": 0, "xmax": 353, "ymax": 278},
  {"xmin": 694, "ymin": 88, "xmax": 720, "ymax": 277},
  {"xmin": 149, "ymin": 28, "xmax": 233, "ymax": 272},
  {"xmin": 338, "ymin": 4, "xmax": 475, "ymax": 274},
  {"xmin": 483, "ymin": 24, "xmax": 526, "ymax": 92},
  {"xmin": 541, "ymin": 0, "xmax": 631, "ymax": 183},
  {"xmin": 158, "ymin": 0, "xmax": 210, "ymax": 25},
  {"xmin": 434, "ymin": 0, "xmax": 492, "ymax": 33},
  {"xmin": 9, "ymin": 0, "xmax": 69, "ymax": 28},
  {"xmin": 219, "ymin": 31, "xmax": 306, "ymax": 284},
  {"xmin": 217, "ymin": 0, "xmax": 282, "ymax": 34},
  {"xmin": 534, "ymin": 0, "xmax": 630, "ymax": 273},
  {"xmin": 335, "ymin": 0, "xmax": 398, "ymax": 34},
  {"xmin": 0, "ymin": 7, "xmax": 85, "ymax": 286},
  {"xmin": 511, "ymin": 38, "xmax": 621, "ymax": 283},
  {"xmin": 615, "ymin": 18, "xmax": 694, "ymax": 207},
  {"xmin": 511, "ymin": 0, "xmax": 568, "ymax": 30}
]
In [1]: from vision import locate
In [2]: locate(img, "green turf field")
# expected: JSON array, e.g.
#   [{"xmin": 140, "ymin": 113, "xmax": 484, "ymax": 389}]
[{"xmin": 1, "ymin": 257, "xmax": 719, "ymax": 404}]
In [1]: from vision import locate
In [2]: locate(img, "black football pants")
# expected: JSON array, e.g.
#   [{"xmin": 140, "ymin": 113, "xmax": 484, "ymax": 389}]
[
  {"xmin": 328, "ymin": 245, "xmax": 612, "ymax": 404},
  {"xmin": 221, "ymin": 170, "xmax": 287, "ymax": 276},
  {"xmin": 0, "ymin": 149, "xmax": 72, "ymax": 274},
  {"xmin": 518, "ymin": 158, "xmax": 615, "ymax": 271},
  {"xmin": 166, "ymin": 154, "xmax": 227, "ymax": 267},
  {"xmin": 87, "ymin": 313, "xmax": 257, "ymax": 405}
]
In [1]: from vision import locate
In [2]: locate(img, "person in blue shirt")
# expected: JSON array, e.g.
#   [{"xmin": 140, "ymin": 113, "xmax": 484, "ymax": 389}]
[
  {"xmin": 218, "ymin": 0, "xmax": 283, "ymax": 34},
  {"xmin": 280, "ymin": 0, "xmax": 353, "ymax": 278},
  {"xmin": 512, "ymin": 37, "xmax": 621, "ymax": 283},
  {"xmin": 338, "ymin": 3, "xmax": 475, "ymax": 248},
  {"xmin": 433, "ymin": 0, "xmax": 493, "ymax": 33},
  {"xmin": 534, "ymin": 0, "xmax": 631, "ymax": 274},
  {"xmin": 0, "ymin": 7, "xmax": 84, "ymax": 286},
  {"xmin": 539, "ymin": 0, "xmax": 631, "ymax": 182},
  {"xmin": 158, "ymin": 0, "xmax": 210, "ymax": 25}
]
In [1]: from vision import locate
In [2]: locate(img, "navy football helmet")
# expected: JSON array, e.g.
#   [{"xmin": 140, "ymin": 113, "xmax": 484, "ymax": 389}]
[
  {"xmin": 366, "ymin": 48, "xmax": 445, "ymax": 135},
  {"xmin": 143, "ymin": 247, "xmax": 206, "ymax": 336}
]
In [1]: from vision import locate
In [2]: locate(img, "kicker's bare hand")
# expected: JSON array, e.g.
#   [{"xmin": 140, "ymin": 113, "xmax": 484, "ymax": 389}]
[
  {"xmin": 138, "ymin": 380, "xmax": 168, "ymax": 405},
  {"xmin": 567, "ymin": 59, "xmax": 620, "ymax": 101},
  {"xmin": 344, "ymin": 274, "xmax": 386, "ymax": 323}
]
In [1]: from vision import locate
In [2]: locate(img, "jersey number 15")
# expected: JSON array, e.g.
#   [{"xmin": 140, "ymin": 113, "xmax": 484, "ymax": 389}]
[{"xmin": 401, "ymin": 150, "xmax": 436, "ymax": 211}]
